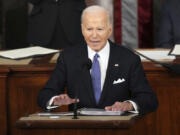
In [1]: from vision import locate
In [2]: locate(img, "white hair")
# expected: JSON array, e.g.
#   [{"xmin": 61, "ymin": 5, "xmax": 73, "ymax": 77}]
[{"xmin": 81, "ymin": 5, "xmax": 111, "ymax": 25}]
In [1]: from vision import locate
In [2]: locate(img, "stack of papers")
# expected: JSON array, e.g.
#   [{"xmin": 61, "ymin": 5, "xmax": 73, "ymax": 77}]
[
  {"xmin": 169, "ymin": 44, "xmax": 180, "ymax": 56},
  {"xmin": 37, "ymin": 108, "xmax": 124, "ymax": 117},
  {"xmin": 136, "ymin": 49, "xmax": 175, "ymax": 62},
  {"xmin": 78, "ymin": 108, "xmax": 124, "ymax": 116},
  {"xmin": 0, "ymin": 46, "xmax": 59, "ymax": 60}
]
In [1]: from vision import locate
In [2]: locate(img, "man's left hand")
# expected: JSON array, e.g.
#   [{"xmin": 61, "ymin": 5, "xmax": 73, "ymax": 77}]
[{"xmin": 105, "ymin": 101, "xmax": 133, "ymax": 111}]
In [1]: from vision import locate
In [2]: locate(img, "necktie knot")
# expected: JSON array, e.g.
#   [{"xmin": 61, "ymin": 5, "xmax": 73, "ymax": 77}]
[{"xmin": 94, "ymin": 53, "xmax": 99, "ymax": 59}]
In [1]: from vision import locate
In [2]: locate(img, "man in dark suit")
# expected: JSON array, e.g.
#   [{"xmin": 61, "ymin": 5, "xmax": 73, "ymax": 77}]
[
  {"xmin": 37, "ymin": 5, "xmax": 158, "ymax": 115},
  {"xmin": 28, "ymin": 0, "xmax": 86, "ymax": 49},
  {"xmin": 156, "ymin": 0, "xmax": 180, "ymax": 48}
]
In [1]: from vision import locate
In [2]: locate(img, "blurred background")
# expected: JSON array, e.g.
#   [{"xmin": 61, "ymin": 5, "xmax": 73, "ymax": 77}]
[{"xmin": 0, "ymin": 0, "xmax": 164, "ymax": 49}]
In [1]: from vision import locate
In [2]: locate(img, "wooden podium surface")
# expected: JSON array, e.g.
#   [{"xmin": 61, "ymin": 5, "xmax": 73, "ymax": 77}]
[
  {"xmin": 16, "ymin": 113, "xmax": 138, "ymax": 129},
  {"xmin": 0, "ymin": 53, "xmax": 180, "ymax": 135},
  {"xmin": 15, "ymin": 113, "xmax": 139, "ymax": 135}
]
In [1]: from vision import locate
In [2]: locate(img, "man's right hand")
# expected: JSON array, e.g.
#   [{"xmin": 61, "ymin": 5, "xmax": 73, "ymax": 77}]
[{"xmin": 53, "ymin": 94, "xmax": 79, "ymax": 106}]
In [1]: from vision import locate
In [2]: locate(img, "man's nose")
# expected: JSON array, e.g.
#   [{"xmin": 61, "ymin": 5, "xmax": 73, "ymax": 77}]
[{"xmin": 92, "ymin": 30, "xmax": 97, "ymax": 38}]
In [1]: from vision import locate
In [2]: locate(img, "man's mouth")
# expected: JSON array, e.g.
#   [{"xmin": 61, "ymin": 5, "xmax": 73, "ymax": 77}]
[{"xmin": 91, "ymin": 41, "xmax": 100, "ymax": 43}]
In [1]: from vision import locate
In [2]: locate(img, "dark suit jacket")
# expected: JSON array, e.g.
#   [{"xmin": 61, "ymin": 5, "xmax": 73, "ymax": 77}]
[
  {"xmin": 28, "ymin": 0, "xmax": 86, "ymax": 47},
  {"xmin": 37, "ymin": 41, "xmax": 158, "ymax": 115},
  {"xmin": 156, "ymin": 0, "xmax": 180, "ymax": 48}
]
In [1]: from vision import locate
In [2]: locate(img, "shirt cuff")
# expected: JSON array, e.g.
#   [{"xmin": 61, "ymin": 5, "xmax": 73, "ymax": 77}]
[
  {"xmin": 125, "ymin": 100, "xmax": 139, "ymax": 114},
  {"xmin": 46, "ymin": 96, "xmax": 59, "ymax": 110}
]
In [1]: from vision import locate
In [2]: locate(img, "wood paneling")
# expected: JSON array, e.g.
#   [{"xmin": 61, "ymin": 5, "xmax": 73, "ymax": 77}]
[{"xmin": 0, "ymin": 68, "xmax": 9, "ymax": 135}]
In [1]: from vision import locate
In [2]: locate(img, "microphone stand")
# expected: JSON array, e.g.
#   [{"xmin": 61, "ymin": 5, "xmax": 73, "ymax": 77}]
[
  {"xmin": 72, "ymin": 96, "xmax": 78, "ymax": 119},
  {"xmin": 72, "ymin": 58, "xmax": 92, "ymax": 119}
]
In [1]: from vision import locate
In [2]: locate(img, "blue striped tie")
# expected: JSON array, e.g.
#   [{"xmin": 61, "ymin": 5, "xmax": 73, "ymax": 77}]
[{"xmin": 91, "ymin": 53, "xmax": 101, "ymax": 104}]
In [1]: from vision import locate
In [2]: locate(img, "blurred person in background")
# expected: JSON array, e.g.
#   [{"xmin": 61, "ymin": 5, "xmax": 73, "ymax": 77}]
[
  {"xmin": 156, "ymin": 0, "xmax": 180, "ymax": 48},
  {"xmin": 28, "ymin": 0, "xmax": 86, "ymax": 49}
]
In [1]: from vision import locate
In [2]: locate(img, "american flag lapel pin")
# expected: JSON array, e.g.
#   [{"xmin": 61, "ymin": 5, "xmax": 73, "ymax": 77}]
[{"xmin": 114, "ymin": 64, "xmax": 119, "ymax": 67}]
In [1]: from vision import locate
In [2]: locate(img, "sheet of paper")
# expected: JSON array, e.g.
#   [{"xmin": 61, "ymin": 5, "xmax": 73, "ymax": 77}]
[
  {"xmin": 0, "ymin": 46, "xmax": 59, "ymax": 59},
  {"xmin": 136, "ymin": 49, "xmax": 175, "ymax": 61},
  {"xmin": 38, "ymin": 112, "xmax": 74, "ymax": 116},
  {"xmin": 50, "ymin": 52, "xmax": 60, "ymax": 63},
  {"xmin": 78, "ymin": 108, "xmax": 124, "ymax": 116},
  {"xmin": 169, "ymin": 44, "xmax": 180, "ymax": 55}
]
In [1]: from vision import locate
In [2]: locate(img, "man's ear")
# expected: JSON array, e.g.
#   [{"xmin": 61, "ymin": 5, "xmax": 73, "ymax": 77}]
[
  {"xmin": 108, "ymin": 24, "xmax": 113, "ymax": 37},
  {"xmin": 81, "ymin": 24, "xmax": 84, "ymax": 35}
]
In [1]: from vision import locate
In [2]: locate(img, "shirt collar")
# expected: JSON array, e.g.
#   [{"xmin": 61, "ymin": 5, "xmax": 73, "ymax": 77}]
[{"xmin": 88, "ymin": 41, "xmax": 110, "ymax": 61}]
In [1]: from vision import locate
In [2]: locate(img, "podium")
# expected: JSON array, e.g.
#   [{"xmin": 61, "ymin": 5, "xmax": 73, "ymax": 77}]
[
  {"xmin": 16, "ymin": 113, "xmax": 139, "ymax": 135},
  {"xmin": 0, "ymin": 52, "xmax": 180, "ymax": 135}
]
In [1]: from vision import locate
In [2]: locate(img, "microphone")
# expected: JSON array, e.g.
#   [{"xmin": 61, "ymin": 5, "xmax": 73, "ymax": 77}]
[
  {"xmin": 72, "ymin": 58, "xmax": 92, "ymax": 119},
  {"xmin": 124, "ymin": 46, "xmax": 180, "ymax": 74},
  {"xmin": 82, "ymin": 58, "xmax": 92, "ymax": 71},
  {"xmin": 87, "ymin": 58, "xmax": 92, "ymax": 70},
  {"xmin": 72, "ymin": 96, "xmax": 78, "ymax": 119}
]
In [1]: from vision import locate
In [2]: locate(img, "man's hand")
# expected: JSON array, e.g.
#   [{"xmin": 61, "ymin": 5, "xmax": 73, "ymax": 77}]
[
  {"xmin": 53, "ymin": 94, "xmax": 79, "ymax": 106},
  {"xmin": 105, "ymin": 101, "xmax": 133, "ymax": 111}
]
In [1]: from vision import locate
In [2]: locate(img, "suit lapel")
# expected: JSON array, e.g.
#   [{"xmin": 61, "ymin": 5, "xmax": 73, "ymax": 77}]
[
  {"xmin": 98, "ymin": 42, "xmax": 120, "ymax": 106},
  {"xmin": 78, "ymin": 45, "xmax": 96, "ymax": 106}
]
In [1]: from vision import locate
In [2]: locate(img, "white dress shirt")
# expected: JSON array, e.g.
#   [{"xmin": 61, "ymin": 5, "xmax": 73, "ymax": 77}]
[{"xmin": 88, "ymin": 41, "xmax": 110, "ymax": 91}]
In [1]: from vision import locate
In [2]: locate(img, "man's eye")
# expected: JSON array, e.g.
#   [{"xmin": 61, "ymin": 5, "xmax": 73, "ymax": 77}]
[
  {"xmin": 87, "ymin": 28, "xmax": 92, "ymax": 31},
  {"xmin": 97, "ymin": 28, "xmax": 103, "ymax": 31}
]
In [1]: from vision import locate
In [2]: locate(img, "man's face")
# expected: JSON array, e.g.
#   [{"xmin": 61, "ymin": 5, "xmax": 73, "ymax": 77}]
[{"xmin": 81, "ymin": 12, "xmax": 112, "ymax": 52}]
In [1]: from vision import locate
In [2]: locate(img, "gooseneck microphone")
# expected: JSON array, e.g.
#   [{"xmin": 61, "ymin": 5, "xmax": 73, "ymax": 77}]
[
  {"xmin": 125, "ymin": 46, "xmax": 180, "ymax": 74},
  {"xmin": 72, "ymin": 58, "xmax": 92, "ymax": 119},
  {"xmin": 82, "ymin": 58, "xmax": 92, "ymax": 71},
  {"xmin": 87, "ymin": 58, "xmax": 92, "ymax": 70},
  {"xmin": 72, "ymin": 97, "xmax": 78, "ymax": 119}
]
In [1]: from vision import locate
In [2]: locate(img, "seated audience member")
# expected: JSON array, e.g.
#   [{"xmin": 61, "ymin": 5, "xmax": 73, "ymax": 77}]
[
  {"xmin": 37, "ymin": 5, "xmax": 158, "ymax": 115},
  {"xmin": 156, "ymin": 0, "xmax": 180, "ymax": 48}
]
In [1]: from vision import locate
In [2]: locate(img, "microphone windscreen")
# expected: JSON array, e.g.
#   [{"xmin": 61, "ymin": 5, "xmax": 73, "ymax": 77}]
[
  {"xmin": 82, "ymin": 58, "xmax": 92, "ymax": 71},
  {"xmin": 87, "ymin": 58, "xmax": 92, "ymax": 70}
]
